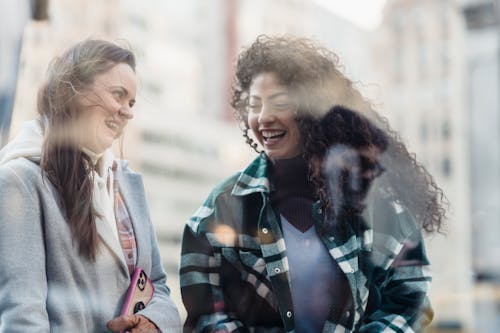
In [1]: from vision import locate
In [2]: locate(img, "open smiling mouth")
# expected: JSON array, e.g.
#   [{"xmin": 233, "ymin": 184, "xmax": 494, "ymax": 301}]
[
  {"xmin": 105, "ymin": 120, "xmax": 120, "ymax": 132},
  {"xmin": 262, "ymin": 130, "xmax": 286, "ymax": 142}
]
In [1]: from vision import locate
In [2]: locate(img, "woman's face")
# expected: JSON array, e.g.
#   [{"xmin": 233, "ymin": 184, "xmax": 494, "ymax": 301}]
[
  {"xmin": 76, "ymin": 63, "xmax": 137, "ymax": 154},
  {"xmin": 247, "ymin": 72, "xmax": 302, "ymax": 161}
]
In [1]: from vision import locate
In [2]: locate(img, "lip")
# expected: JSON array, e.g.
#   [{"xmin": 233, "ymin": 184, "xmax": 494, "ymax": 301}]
[
  {"xmin": 104, "ymin": 120, "xmax": 123, "ymax": 136},
  {"xmin": 259, "ymin": 129, "xmax": 287, "ymax": 147}
]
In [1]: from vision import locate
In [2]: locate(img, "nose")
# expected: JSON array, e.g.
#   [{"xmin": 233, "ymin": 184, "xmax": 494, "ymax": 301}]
[
  {"xmin": 118, "ymin": 106, "xmax": 133, "ymax": 120},
  {"xmin": 258, "ymin": 105, "xmax": 274, "ymax": 124}
]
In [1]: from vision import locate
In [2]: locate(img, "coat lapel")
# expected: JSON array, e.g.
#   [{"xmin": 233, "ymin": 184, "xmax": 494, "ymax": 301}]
[{"xmin": 96, "ymin": 213, "xmax": 129, "ymax": 276}]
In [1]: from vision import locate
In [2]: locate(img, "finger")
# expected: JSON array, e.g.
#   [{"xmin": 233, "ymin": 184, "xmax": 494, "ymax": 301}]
[
  {"xmin": 107, "ymin": 314, "xmax": 140, "ymax": 332},
  {"xmin": 130, "ymin": 315, "xmax": 159, "ymax": 333}
]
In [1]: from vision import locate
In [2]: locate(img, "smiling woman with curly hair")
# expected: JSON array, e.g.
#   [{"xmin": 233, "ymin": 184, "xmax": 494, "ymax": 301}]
[{"xmin": 180, "ymin": 35, "xmax": 446, "ymax": 333}]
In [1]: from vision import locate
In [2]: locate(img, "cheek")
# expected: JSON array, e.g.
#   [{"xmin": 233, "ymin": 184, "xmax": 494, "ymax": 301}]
[
  {"xmin": 107, "ymin": 99, "xmax": 121, "ymax": 113},
  {"xmin": 247, "ymin": 114, "xmax": 258, "ymax": 133},
  {"xmin": 88, "ymin": 111, "xmax": 104, "ymax": 129},
  {"xmin": 288, "ymin": 120, "xmax": 301, "ymax": 142},
  {"xmin": 78, "ymin": 109, "xmax": 106, "ymax": 137}
]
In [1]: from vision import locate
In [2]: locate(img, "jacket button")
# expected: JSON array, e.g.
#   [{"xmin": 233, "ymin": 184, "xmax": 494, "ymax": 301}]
[
  {"xmin": 286, "ymin": 311, "xmax": 292, "ymax": 318},
  {"xmin": 274, "ymin": 267, "xmax": 281, "ymax": 273},
  {"xmin": 262, "ymin": 228, "xmax": 268, "ymax": 234}
]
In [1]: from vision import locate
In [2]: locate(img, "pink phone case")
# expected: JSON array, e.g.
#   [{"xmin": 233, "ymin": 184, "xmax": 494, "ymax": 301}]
[{"xmin": 120, "ymin": 267, "xmax": 155, "ymax": 316}]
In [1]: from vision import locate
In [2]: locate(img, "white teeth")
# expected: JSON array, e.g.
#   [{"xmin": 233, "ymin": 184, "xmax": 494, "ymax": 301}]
[
  {"xmin": 105, "ymin": 121, "xmax": 119, "ymax": 130},
  {"xmin": 261, "ymin": 130, "xmax": 285, "ymax": 139}
]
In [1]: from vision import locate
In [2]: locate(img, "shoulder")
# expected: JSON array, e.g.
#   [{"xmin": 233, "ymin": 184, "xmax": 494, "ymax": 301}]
[
  {"xmin": 186, "ymin": 171, "xmax": 242, "ymax": 234},
  {"xmin": 114, "ymin": 159, "xmax": 144, "ymax": 186},
  {"xmin": 114, "ymin": 159, "xmax": 139, "ymax": 176},
  {"xmin": 186, "ymin": 155, "xmax": 268, "ymax": 234},
  {"xmin": 0, "ymin": 157, "xmax": 41, "ymax": 176},
  {"xmin": 0, "ymin": 159, "xmax": 46, "ymax": 215},
  {"xmin": 0, "ymin": 158, "xmax": 42, "ymax": 194},
  {"xmin": 211, "ymin": 172, "xmax": 242, "ymax": 201},
  {"xmin": 201, "ymin": 171, "xmax": 243, "ymax": 211},
  {"xmin": 365, "ymin": 186, "xmax": 421, "ymax": 250}
]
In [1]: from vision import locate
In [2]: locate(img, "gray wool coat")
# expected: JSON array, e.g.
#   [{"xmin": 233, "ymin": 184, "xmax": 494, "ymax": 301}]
[{"xmin": 0, "ymin": 158, "xmax": 181, "ymax": 333}]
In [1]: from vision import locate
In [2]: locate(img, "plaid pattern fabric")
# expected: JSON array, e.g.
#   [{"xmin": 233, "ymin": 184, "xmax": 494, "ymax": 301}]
[
  {"xmin": 112, "ymin": 161, "xmax": 137, "ymax": 275},
  {"xmin": 180, "ymin": 154, "xmax": 432, "ymax": 333}
]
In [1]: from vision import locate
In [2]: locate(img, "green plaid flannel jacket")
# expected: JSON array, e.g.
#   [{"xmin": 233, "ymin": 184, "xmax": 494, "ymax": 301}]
[{"xmin": 180, "ymin": 154, "xmax": 432, "ymax": 333}]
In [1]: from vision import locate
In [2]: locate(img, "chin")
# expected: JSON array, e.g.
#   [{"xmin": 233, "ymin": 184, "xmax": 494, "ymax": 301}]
[
  {"xmin": 266, "ymin": 152, "xmax": 281, "ymax": 161},
  {"xmin": 101, "ymin": 136, "xmax": 116, "ymax": 150}
]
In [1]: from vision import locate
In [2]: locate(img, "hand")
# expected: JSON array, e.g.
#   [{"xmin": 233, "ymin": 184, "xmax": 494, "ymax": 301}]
[{"xmin": 107, "ymin": 314, "xmax": 159, "ymax": 333}]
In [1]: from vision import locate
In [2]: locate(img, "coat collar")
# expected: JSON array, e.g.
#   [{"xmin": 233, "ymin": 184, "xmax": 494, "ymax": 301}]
[{"xmin": 231, "ymin": 153, "xmax": 271, "ymax": 196}]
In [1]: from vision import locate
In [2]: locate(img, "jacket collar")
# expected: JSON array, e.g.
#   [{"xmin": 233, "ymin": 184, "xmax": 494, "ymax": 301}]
[{"xmin": 231, "ymin": 153, "xmax": 271, "ymax": 196}]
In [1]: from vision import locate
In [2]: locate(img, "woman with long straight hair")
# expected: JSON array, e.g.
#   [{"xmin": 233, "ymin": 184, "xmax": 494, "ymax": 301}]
[{"xmin": 0, "ymin": 39, "xmax": 181, "ymax": 332}]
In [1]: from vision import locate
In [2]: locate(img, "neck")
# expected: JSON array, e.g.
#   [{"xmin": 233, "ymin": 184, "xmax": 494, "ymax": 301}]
[{"xmin": 80, "ymin": 146, "xmax": 104, "ymax": 166}]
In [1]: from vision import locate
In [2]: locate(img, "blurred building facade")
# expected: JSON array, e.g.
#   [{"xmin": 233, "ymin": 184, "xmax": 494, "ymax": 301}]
[
  {"xmin": 463, "ymin": 0, "xmax": 500, "ymax": 279},
  {"xmin": 376, "ymin": 0, "xmax": 472, "ymax": 329},
  {"xmin": 0, "ymin": 0, "xmax": 33, "ymax": 147},
  {"xmin": 463, "ymin": 0, "xmax": 500, "ymax": 332},
  {"xmin": 236, "ymin": 0, "xmax": 374, "ymax": 92},
  {"xmin": 376, "ymin": 0, "xmax": 500, "ymax": 331},
  {"xmin": 9, "ymin": 0, "xmax": 121, "ymax": 136}
]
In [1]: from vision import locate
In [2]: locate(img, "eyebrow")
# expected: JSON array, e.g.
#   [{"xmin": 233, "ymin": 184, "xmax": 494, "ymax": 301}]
[
  {"xmin": 110, "ymin": 85, "xmax": 129, "ymax": 95},
  {"xmin": 249, "ymin": 92, "xmax": 290, "ymax": 101}
]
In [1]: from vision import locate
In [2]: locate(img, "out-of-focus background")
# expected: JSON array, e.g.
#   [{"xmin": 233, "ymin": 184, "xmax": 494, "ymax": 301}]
[{"xmin": 1, "ymin": 0, "xmax": 499, "ymax": 331}]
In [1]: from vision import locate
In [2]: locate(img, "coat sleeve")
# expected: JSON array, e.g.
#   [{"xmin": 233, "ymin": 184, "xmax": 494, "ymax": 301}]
[
  {"xmin": 0, "ymin": 164, "xmax": 50, "ymax": 332},
  {"xmin": 136, "ymin": 218, "xmax": 182, "ymax": 332},
  {"xmin": 360, "ymin": 233, "xmax": 432, "ymax": 332},
  {"xmin": 180, "ymin": 198, "xmax": 249, "ymax": 333},
  {"xmin": 359, "ymin": 198, "xmax": 433, "ymax": 333}
]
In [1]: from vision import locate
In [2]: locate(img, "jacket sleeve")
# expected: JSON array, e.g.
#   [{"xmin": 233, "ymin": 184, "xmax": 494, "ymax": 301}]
[
  {"xmin": 0, "ymin": 164, "xmax": 50, "ymax": 332},
  {"xmin": 359, "ymin": 199, "xmax": 433, "ymax": 333},
  {"xmin": 137, "ymin": 218, "xmax": 182, "ymax": 332},
  {"xmin": 360, "ymin": 233, "xmax": 432, "ymax": 332},
  {"xmin": 180, "ymin": 198, "xmax": 249, "ymax": 333}
]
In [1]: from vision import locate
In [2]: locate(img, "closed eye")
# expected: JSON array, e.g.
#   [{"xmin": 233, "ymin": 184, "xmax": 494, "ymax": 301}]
[
  {"xmin": 248, "ymin": 104, "xmax": 261, "ymax": 112},
  {"xmin": 273, "ymin": 103, "xmax": 292, "ymax": 111}
]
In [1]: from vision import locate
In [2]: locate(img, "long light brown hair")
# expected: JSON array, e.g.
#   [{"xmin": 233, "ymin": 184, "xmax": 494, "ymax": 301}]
[{"xmin": 38, "ymin": 39, "xmax": 136, "ymax": 260}]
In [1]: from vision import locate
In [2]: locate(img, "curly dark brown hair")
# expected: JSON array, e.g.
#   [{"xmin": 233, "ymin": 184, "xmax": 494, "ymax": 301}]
[
  {"xmin": 231, "ymin": 35, "xmax": 447, "ymax": 233},
  {"xmin": 305, "ymin": 106, "xmax": 389, "ymax": 220}
]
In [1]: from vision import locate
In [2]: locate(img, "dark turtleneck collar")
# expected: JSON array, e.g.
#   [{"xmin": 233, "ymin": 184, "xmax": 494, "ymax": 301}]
[
  {"xmin": 269, "ymin": 155, "xmax": 316, "ymax": 201},
  {"xmin": 269, "ymin": 155, "xmax": 317, "ymax": 232}
]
